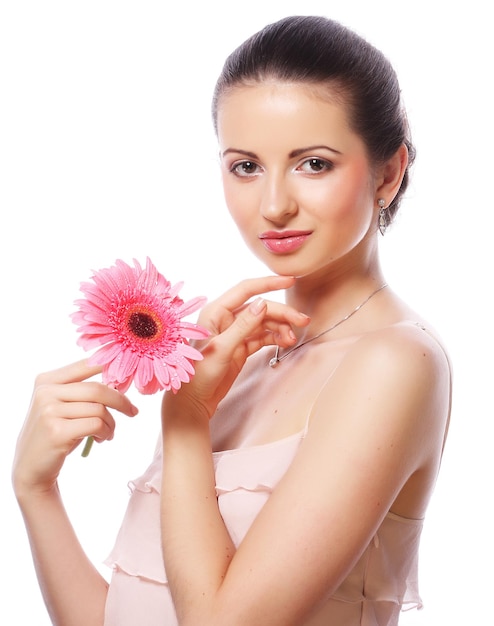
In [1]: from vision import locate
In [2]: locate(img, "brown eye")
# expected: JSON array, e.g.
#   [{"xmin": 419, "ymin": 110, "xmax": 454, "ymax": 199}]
[
  {"xmin": 309, "ymin": 158, "xmax": 325, "ymax": 171},
  {"xmin": 299, "ymin": 158, "xmax": 333, "ymax": 174},
  {"xmin": 231, "ymin": 160, "xmax": 261, "ymax": 177}
]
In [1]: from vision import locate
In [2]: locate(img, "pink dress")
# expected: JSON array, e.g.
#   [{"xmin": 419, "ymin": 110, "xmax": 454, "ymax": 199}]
[{"xmin": 104, "ymin": 429, "xmax": 423, "ymax": 625}]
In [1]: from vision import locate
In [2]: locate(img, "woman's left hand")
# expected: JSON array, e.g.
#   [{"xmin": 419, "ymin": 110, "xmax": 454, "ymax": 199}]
[{"xmin": 163, "ymin": 275, "xmax": 309, "ymax": 422}]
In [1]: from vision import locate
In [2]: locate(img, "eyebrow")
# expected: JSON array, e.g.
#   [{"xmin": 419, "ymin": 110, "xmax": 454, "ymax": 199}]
[
  {"xmin": 221, "ymin": 144, "xmax": 342, "ymax": 159},
  {"xmin": 289, "ymin": 145, "xmax": 342, "ymax": 157},
  {"xmin": 222, "ymin": 148, "xmax": 257, "ymax": 159}
]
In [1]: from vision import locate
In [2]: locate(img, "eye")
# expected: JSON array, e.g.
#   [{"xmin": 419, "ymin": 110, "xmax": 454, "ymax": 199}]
[
  {"xmin": 230, "ymin": 160, "xmax": 262, "ymax": 178},
  {"xmin": 298, "ymin": 158, "xmax": 334, "ymax": 174}
]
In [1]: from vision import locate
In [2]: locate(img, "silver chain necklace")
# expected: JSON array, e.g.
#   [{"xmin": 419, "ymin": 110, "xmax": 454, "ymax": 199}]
[{"xmin": 268, "ymin": 283, "xmax": 388, "ymax": 367}]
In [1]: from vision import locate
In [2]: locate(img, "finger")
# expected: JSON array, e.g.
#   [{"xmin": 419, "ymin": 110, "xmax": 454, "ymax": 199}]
[
  {"xmin": 34, "ymin": 416, "xmax": 115, "ymax": 457},
  {"xmin": 211, "ymin": 276, "xmax": 295, "ymax": 312},
  {"xmin": 200, "ymin": 291, "xmax": 309, "ymax": 342},
  {"xmin": 63, "ymin": 382, "xmax": 138, "ymax": 417},
  {"xmin": 70, "ymin": 416, "xmax": 115, "ymax": 445},
  {"xmin": 260, "ymin": 299, "xmax": 311, "ymax": 327},
  {"xmin": 233, "ymin": 317, "xmax": 297, "ymax": 348},
  {"xmin": 46, "ymin": 400, "xmax": 117, "ymax": 431},
  {"xmin": 35, "ymin": 359, "xmax": 103, "ymax": 386},
  {"xmin": 271, "ymin": 323, "xmax": 298, "ymax": 347},
  {"xmin": 36, "ymin": 381, "xmax": 138, "ymax": 418},
  {"xmin": 234, "ymin": 300, "xmax": 309, "ymax": 347},
  {"xmin": 212, "ymin": 297, "xmax": 269, "ymax": 355}
]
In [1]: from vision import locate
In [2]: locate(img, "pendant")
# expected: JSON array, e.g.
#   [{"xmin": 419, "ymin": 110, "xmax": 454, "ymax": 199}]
[{"xmin": 269, "ymin": 357, "xmax": 279, "ymax": 368}]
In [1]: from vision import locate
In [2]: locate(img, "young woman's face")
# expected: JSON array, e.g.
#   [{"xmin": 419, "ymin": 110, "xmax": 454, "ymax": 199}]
[{"xmin": 217, "ymin": 82, "xmax": 380, "ymax": 279}]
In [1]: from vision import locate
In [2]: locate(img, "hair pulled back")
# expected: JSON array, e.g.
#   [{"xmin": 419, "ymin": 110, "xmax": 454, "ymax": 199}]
[{"xmin": 212, "ymin": 15, "xmax": 415, "ymax": 224}]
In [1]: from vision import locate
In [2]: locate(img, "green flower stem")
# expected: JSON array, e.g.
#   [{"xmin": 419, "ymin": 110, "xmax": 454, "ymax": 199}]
[{"xmin": 81, "ymin": 436, "xmax": 94, "ymax": 457}]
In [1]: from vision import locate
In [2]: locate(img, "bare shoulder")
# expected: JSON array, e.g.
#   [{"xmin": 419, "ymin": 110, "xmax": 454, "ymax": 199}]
[
  {"xmin": 350, "ymin": 320, "xmax": 451, "ymax": 380},
  {"xmin": 308, "ymin": 319, "xmax": 452, "ymax": 468},
  {"xmin": 294, "ymin": 320, "xmax": 452, "ymax": 519},
  {"xmin": 337, "ymin": 320, "xmax": 451, "ymax": 417}
]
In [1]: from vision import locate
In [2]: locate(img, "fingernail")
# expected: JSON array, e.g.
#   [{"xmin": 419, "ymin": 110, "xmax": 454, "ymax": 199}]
[
  {"xmin": 131, "ymin": 404, "xmax": 139, "ymax": 416},
  {"xmin": 249, "ymin": 297, "xmax": 266, "ymax": 315}
]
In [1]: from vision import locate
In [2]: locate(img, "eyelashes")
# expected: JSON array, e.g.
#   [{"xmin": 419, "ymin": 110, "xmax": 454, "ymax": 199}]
[
  {"xmin": 229, "ymin": 160, "xmax": 262, "ymax": 177},
  {"xmin": 228, "ymin": 157, "xmax": 335, "ymax": 179},
  {"xmin": 298, "ymin": 158, "xmax": 334, "ymax": 174}
]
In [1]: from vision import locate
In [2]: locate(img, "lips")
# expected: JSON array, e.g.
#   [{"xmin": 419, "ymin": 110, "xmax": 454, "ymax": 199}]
[{"xmin": 258, "ymin": 230, "xmax": 312, "ymax": 254}]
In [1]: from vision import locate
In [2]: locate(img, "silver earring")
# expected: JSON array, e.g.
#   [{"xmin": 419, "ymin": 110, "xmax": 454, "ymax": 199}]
[{"xmin": 378, "ymin": 198, "xmax": 387, "ymax": 236}]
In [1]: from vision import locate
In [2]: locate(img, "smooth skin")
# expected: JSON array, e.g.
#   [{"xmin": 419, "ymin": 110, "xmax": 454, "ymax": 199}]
[
  {"xmin": 12, "ymin": 82, "xmax": 451, "ymax": 626},
  {"xmin": 12, "ymin": 362, "xmax": 138, "ymax": 625},
  {"xmin": 11, "ymin": 278, "xmax": 308, "ymax": 626},
  {"xmin": 159, "ymin": 84, "xmax": 451, "ymax": 625}
]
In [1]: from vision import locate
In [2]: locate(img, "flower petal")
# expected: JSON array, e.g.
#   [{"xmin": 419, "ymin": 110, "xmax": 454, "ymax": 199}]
[
  {"xmin": 73, "ymin": 257, "xmax": 208, "ymax": 397},
  {"xmin": 176, "ymin": 342, "xmax": 204, "ymax": 362},
  {"xmin": 177, "ymin": 296, "xmax": 208, "ymax": 318},
  {"xmin": 180, "ymin": 321, "xmax": 210, "ymax": 340}
]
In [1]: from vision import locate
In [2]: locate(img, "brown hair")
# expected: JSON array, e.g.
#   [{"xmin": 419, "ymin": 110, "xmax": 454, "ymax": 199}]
[{"xmin": 212, "ymin": 15, "xmax": 415, "ymax": 224}]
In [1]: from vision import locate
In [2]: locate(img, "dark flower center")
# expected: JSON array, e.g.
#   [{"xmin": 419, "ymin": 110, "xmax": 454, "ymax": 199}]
[{"xmin": 128, "ymin": 311, "xmax": 159, "ymax": 339}]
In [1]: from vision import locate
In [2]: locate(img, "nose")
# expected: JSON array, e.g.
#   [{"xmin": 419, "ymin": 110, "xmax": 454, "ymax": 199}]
[{"xmin": 260, "ymin": 173, "xmax": 298, "ymax": 224}]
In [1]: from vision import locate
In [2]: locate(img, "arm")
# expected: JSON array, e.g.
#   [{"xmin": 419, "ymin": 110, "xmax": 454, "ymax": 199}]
[
  {"xmin": 12, "ymin": 360, "xmax": 138, "ymax": 626},
  {"xmin": 15, "ymin": 484, "xmax": 109, "ymax": 626},
  {"xmin": 161, "ymin": 290, "xmax": 450, "ymax": 625}
]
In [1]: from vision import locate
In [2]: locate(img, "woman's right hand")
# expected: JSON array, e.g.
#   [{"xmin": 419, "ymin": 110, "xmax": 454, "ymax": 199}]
[{"xmin": 12, "ymin": 359, "xmax": 138, "ymax": 499}]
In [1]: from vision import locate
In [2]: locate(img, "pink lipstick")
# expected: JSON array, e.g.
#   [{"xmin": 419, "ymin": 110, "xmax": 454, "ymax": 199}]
[{"xmin": 258, "ymin": 230, "xmax": 312, "ymax": 254}]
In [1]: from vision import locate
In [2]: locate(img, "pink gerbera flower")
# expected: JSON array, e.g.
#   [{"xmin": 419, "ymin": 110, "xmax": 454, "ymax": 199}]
[{"xmin": 72, "ymin": 257, "xmax": 209, "ymax": 395}]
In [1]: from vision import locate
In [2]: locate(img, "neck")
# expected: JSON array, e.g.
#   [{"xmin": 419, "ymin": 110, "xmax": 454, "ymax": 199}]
[
  {"xmin": 269, "ymin": 280, "xmax": 388, "ymax": 367},
  {"xmin": 285, "ymin": 235, "xmax": 382, "ymax": 307},
  {"xmin": 284, "ymin": 269, "xmax": 386, "ymax": 338}
]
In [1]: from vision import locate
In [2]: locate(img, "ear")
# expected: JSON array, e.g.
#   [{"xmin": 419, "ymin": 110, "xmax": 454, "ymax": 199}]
[{"xmin": 375, "ymin": 143, "xmax": 409, "ymax": 202}]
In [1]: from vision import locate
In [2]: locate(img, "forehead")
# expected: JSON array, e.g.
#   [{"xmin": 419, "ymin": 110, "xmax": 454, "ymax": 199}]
[{"xmin": 216, "ymin": 82, "xmax": 362, "ymax": 153}]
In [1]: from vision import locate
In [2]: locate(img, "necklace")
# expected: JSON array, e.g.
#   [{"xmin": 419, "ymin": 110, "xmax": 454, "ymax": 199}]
[{"xmin": 268, "ymin": 283, "xmax": 388, "ymax": 367}]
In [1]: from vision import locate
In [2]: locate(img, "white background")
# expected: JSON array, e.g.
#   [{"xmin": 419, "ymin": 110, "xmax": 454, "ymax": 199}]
[{"xmin": 1, "ymin": 1, "xmax": 492, "ymax": 623}]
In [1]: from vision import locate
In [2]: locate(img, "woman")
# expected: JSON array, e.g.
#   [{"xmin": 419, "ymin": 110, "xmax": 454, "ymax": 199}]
[{"xmin": 12, "ymin": 15, "xmax": 451, "ymax": 626}]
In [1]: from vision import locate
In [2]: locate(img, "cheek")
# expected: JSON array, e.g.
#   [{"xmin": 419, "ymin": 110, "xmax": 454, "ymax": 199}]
[
  {"xmin": 327, "ymin": 166, "xmax": 374, "ymax": 221},
  {"xmin": 222, "ymin": 172, "xmax": 258, "ymax": 227},
  {"xmin": 222, "ymin": 181, "xmax": 251, "ymax": 233},
  {"xmin": 297, "ymin": 181, "xmax": 371, "ymax": 226}
]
